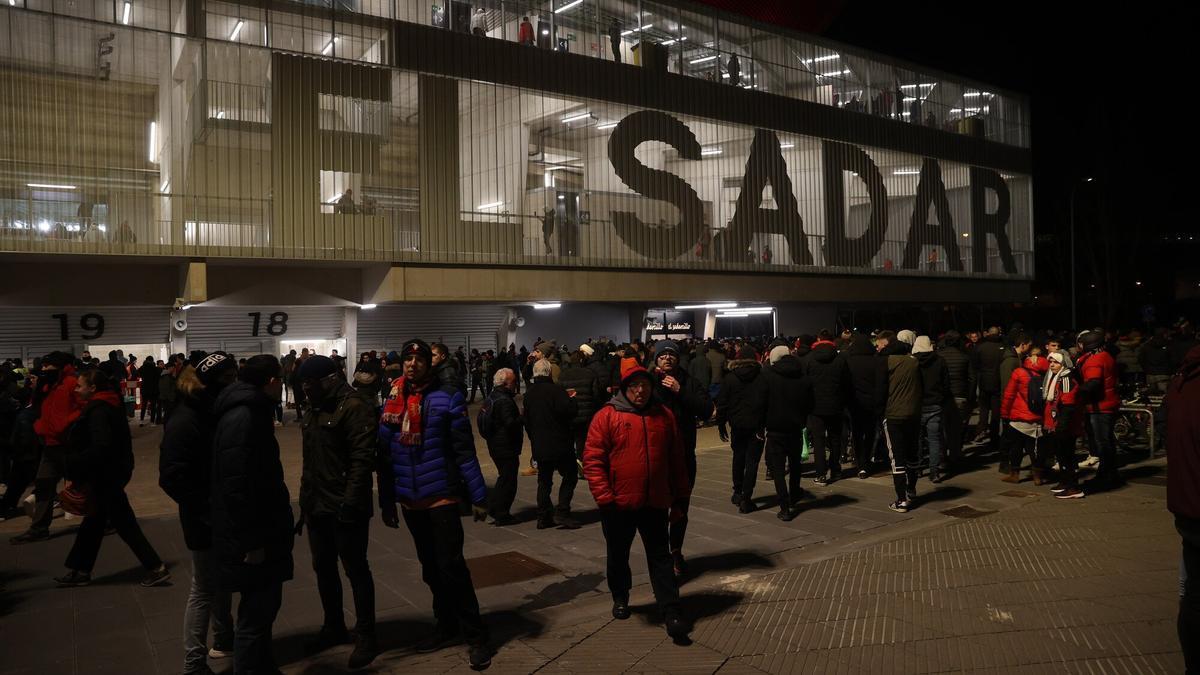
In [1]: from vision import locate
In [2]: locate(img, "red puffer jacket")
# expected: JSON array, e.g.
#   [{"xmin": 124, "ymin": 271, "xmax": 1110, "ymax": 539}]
[
  {"xmin": 1001, "ymin": 356, "xmax": 1048, "ymax": 423},
  {"xmin": 33, "ymin": 365, "xmax": 82, "ymax": 447},
  {"xmin": 1077, "ymin": 349, "xmax": 1120, "ymax": 414},
  {"xmin": 583, "ymin": 392, "xmax": 689, "ymax": 511}
]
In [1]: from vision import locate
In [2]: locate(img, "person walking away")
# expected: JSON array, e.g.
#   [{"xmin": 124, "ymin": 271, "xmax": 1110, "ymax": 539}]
[
  {"xmin": 877, "ymin": 338, "xmax": 923, "ymax": 512},
  {"xmin": 377, "ymin": 340, "xmax": 492, "ymax": 669},
  {"xmin": 761, "ymin": 345, "xmax": 814, "ymax": 520},
  {"xmin": 715, "ymin": 346, "xmax": 766, "ymax": 513},
  {"xmin": 211, "ymin": 355, "xmax": 295, "ymax": 675},
  {"xmin": 559, "ymin": 349, "xmax": 604, "ymax": 468},
  {"xmin": 649, "ymin": 340, "xmax": 712, "ymax": 575},
  {"xmin": 159, "ymin": 361, "xmax": 179, "ymax": 425},
  {"xmin": 11, "ymin": 351, "xmax": 82, "ymax": 544},
  {"xmin": 705, "ymin": 340, "xmax": 727, "ymax": 401},
  {"xmin": 971, "ymin": 327, "xmax": 1007, "ymax": 448},
  {"xmin": 1043, "ymin": 352, "xmax": 1085, "ymax": 499},
  {"xmin": 295, "ymin": 356, "xmax": 380, "ymax": 668},
  {"xmin": 1165, "ymin": 344, "xmax": 1200, "ymax": 673},
  {"xmin": 843, "ymin": 333, "xmax": 880, "ymax": 478},
  {"xmin": 584, "ymin": 358, "xmax": 690, "ymax": 642},
  {"xmin": 686, "ymin": 341, "xmax": 712, "ymax": 398},
  {"xmin": 518, "ymin": 16, "xmax": 534, "ymax": 46},
  {"xmin": 937, "ymin": 331, "xmax": 973, "ymax": 472},
  {"xmin": 138, "ymin": 357, "xmax": 162, "ymax": 426},
  {"xmin": 1076, "ymin": 331, "xmax": 1122, "ymax": 493},
  {"xmin": 999, "ymin": 354, "xmax": 1049, "ymax": 484},
  {"xmin": 912, "ymin": 336, "xmax": 951, "ymax": 483},
  {"xmin": 478, "ymin": 368, "xmax": 523, "ymax": 525},
  {"xmin": 523, "ymin": 359, "xmax": 580, "ymax": 529},
  {"xmin": 581, "ymin": 343, "xmax": 612, "ymax": 404},
  {"xmin": 54, "ymin": 368, "xmax": 170, "ymax": 587},
  {"xmin": 802, "ymin": 335, "xmax": 851, "ymax": 485},
  {"xmin": 160, "ymin": 355, "xmax": 237, "ymax": 673}
]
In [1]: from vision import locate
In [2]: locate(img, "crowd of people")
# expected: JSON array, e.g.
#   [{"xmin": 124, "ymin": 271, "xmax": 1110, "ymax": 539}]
[{"xmin": 1, "ymin": 318, "xmax": 1198, "ymax": 673}]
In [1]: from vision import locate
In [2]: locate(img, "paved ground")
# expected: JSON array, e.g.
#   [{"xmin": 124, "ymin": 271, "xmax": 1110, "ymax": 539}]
[{"xmin": 0, "ymin": 415, "xmax": 1183, "ymax": 674}]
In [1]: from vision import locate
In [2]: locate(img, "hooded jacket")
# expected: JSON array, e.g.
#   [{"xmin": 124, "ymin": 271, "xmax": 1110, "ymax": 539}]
[
  {"xmin": 653, "ymin": 366, "xmax": 712, "ymax": 453},
  {"xmin": 714, "ymin": 359, "xmax": 766, "ymax": 429},
  {"xmin": 522, "ymin": 375, "xmax": 578, "ymax": 462},
  {"xmin": 33, "ymin": 365, "xmax": 81, "ymax": 447},
  {"xmin": 998, "ymin": 348, "xmax": 1023, "ymax": 394},
  {"xmin": 211, "ymin": 381, "xmax": 295, "ymax": 591},
  {"xmin": 1076, "ymin": 349, "xmax": 1120, "ymax": 414},
  {"xmin": 972, "ymin": 335, "xmax": 1007, "ymax": 393},
  {"xmin": 761, "ymin": 355, "xmax": 814, "ymax": 433},
  {"xmin": 877, "ymin": 342, "xmax": 921, "ymax": 420},
  {"xmin": 801, "ymin": 341, "xmax": 851, "ymax": 416},
  {"xmin": 65, "ymin": 390, "xmax": 132, "ymax": 486},
  {"xmin": 160, "ymin": 378, "xmax": 219, "ymax": 550},
  {"xmin": 914, "ymin": 350, "xmax": 950, "ymax": 408},
  {"xmin": 299, "ymin": 382, "xmax": 378, "ymax": 521},
  {"xmin": 583, "ymin": 391, "xmax": 689, "ymax": 511},
  {"xmin": 1166, "ymin": 345, "xmax": 1200, "ymax": 519},
  {"xmin": 937, "ymin": 343, "xmax": 972, "ymax": 399},
  {"xmin": 558, "ymin": 360, "xmax": 603, "ymax": 427},
  {"xmin": 842, "ymin": 334, "xmax": 879, "ymax": 409},
  {"xmin": 1001, "ymin": 356, "xmax": 1049, "ymax": 423}
]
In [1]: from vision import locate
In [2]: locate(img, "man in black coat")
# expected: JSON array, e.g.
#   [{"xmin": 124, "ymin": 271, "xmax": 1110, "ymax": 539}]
[
  {"xmin": 913, "ymin": 337, "xmax": 952, "ymax": 483},
  {"xmin": 160, "ymin": 354, "xmax": 237, "ymax": 675},
  {"xmin": 138, "ymin": 357, "xmax": 162, "ymax": 426},
  {"xmin": 297, "ymin": 355, "xmax": 380, "ymax": 668},
  {"xmin": 649, "ymin": 340, "xmax": 713, "ymax": 575},
  {"xmin": 802, "ymin": 335, "xmax": 852, "ymax": 485},
  {"xmin": 842, "ymin": 333, "xmax": 880, "ymax": 478},
  {"xmin": 559, "ymin": 350, "xmax": 605, "ymax": 466},
  {"xmin": 522, "ymin": 359, "xmax": 579, "ymax": 528},
  {"xmin": 581, "ymin": 343, "xmax": 612, "ymax": 403},
  {"xmin": 211, "ymin": 355, "xmax": 295, "ymax": 675},
  {"xmin": 480, "ymin": 368, "xmax": 523, "ymax": 525},
  {"xmin": 938, "ymin": 331, "xmax": 973, "ymax": 468},
  {"xmin": 762, "ymin": 346, "xmax": 814, "ymax": 521},
  {"xmin": 971, "ymin": 327, "xmax": 1007, "ymax": 447},
  {"xmin": 715, "ymin": 346, "xmax": 766, "ymax": 513}
]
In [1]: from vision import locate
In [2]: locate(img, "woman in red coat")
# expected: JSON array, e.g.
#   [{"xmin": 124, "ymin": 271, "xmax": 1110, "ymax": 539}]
[
  {"xmin": 584, "ymin": 358, "xmax": 690, "ymax": 643},
  {"xmin": 1000, "ymin": 354, "xmax": 1048, "ymax": 484},
  {"xmin": 1043, "ymin": 352, "xmax": 1085, "ymax": 498}
]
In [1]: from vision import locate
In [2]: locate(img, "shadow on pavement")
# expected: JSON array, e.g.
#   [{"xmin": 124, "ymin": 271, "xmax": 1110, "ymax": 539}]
[
  {"xmin": 518, "ymin": 572, "xmax": 606, "ymax": 612},
  {"xmin": 680, "ymin": 550, "xmax": 774, "ymax": 585},
  {"xmin": 915, "ymin": 485, "xmax": 971, "ymax": 504},
  {"xmin": 798, "ymin": 493, "xmax": 859, "ymax": 511}
]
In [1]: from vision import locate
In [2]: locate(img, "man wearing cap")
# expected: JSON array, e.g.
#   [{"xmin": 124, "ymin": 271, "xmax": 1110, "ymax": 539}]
[
  {"xmin": 1076, "ymin": 330, "xmax": 1122, "ymax": 492},
  {"xmin": 650, "ymin": 340, "xmax": 712, "ymax": 575},
  {"xmin": 296, "ymin": 355, "xmax": 380, "ymax": 669},
  {"xmin": 584, "ymin": 358, "xmax": 691, "ymax": 642},
  {"xmin": 377, "ymin": 339, "xmax": 492, "ymax": 669}
]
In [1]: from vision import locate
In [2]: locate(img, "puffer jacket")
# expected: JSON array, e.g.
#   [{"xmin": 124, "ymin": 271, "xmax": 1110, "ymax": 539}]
[
  {"xmin": 842, "ymin": 334, "xmax": 878, "ymax": 409},
  {"xmin": 938, "ymin": 345, "xmax": 972, "ymax": 399},
  {"xmin": 65, "ymin": 390, "xmax": 133, "ymax": 486},
  {"xmin": 915, "ymin": 351, "xmax": 950, "ymax": 407},
  {"xmin": 378, "ymin": 379, "xmax": 487, "ymax": 506},
  {"xmin": 706, "ymin": 348, "xmax": 727, "ymax": 383},
  {"xmin": 1166, "ymin": 345, "xmax": 1200, "ymax": 519},
  {"xmin": 761, "ymin": 354, "xmax": 814, "ymax": 433},
  {"xmin": 1076, "ymin": 349, "xmax": 1120, "ymax": 414},
  {"xmin": 583, "ymin": 391, "xmax": 689, "ymax": 511},
  {"xmin": 299, "ymin": 383, "xmax": 377, "ymax": 521},
  {"xmin": 1043, "ymin": 367, "xmax": 1081, "ymax": 435},
  {"xmin": 973, "ymin": 335, "xmax": 1006, "ymax": 393},
  {"xmin": 1001, "ymin": 357, "xmax": 1048, "ymax": 423},
  {"xmin": 714, "ymin": 359, "xmax": 766, "ymax": 430},
  {"xmin": 653, "ymin": 366, "xmax": 712, "ymax": 453},
  {"xmin": 558, "ymin": 361, "xmax": 603, "ymax": 428},
  {"xmin": 138, "ymin": 361, "xmax": 161, "ymax": 397},
  {"xmin": 801, "ymin": 341, "xmax": 851, "ymax": 416},
  {"xmin": 586, "ymin": 354, "xmax": 612, "ymax": 400},
  {"xmin": 522, "ymin": 375, "xmax": 578, "ymax": 462},
  {"xmin": 686, "ymin": 344, "xmax": 712, "ymax": 388},
  {"xmin": 481, "ymin": 386, "xmax": 523, "ymax": 460},
  {"xmin": 33, "ymin": 365, "xmax": 81, "ymax": 447},
  {"xmin": 211, "ymin": 381, "xmax": 295, "ymax": 591},
  {"xmin": 160, "ymin": 391, "xmax": 217, "ymax": 550}
]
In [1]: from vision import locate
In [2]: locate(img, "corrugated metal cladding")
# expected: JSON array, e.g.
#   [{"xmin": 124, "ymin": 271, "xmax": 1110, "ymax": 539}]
[
  {"xmin": 0, "ymin": 307, "xmax": 171, "ymax": 357},
  {"xmin": 357, "ymin": 305, "xmax": 507, "ymax": 353},
  {"xmin": 185, "ymin": 306, "xmax": 347, "ymax": 354}
]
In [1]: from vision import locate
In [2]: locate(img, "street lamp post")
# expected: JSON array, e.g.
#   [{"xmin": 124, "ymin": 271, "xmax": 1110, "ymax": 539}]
[{"xmin": 1069, "ymin": 177, "xmax": 1094, "ymax": 332}]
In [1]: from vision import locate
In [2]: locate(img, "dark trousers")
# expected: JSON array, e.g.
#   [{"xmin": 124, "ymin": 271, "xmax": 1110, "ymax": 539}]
[
  {"xmin": 1005, "ymin": 426, "xmax": 1045, "ymax": 471},
  {"xmin": 1085, "ymin": 413, "xmax": 1119, "ymax": 482},
  {"xmin": 975, "ymin": 389, "xmax": 1001, "ymax": 446},
  {"xmin": 668, "ymin": 448, "xmax": 697, "ymax": 554},
  {"xmin": 139, "ymin": 396, "xmax": 160, "ymax": 423},
  {"xmin": 468, "ymin": 376, "xmax": 484, "ymax": 402},
  {"xmin": 160, "ymin": 399, "xmax": 176, "ymax": 426},
  {"xmin": 730, "ymin": 427, "xmax": 764, "ymax": 498},
  {"xmin": 572, "ymin": 424, "xmax": 589, "ymax": 461},
  {"xmin": 610, "ymin": 37, "xmax": 620, "ymax": 63},
  {"xmin": 1052, "ymin": 431, "xmax": 1079, "ymax": 486},
  {"xmin": 1177, "ymin": 516, "xmax": 1200, "ymax": 674},
  {"xmin": 847, "ymin": 401, "xmax": 877, "ymax": 471},
  {"xmin": 883, "ymin": 417, "xmax": 920, "ymax": 501},
  {"xmin": 0, "ymin": 455, "xmax": 38, "ymax": 511},
  {"xmin": 402, "ymin": 504, "xmax": 487, "ymax": 646},
  {"xmin": 488, "ymin": 455, "xmax": 519, "ymax": 518},
  {"xmin": 600, "ymin": 507, "xmax": 678, "ymax": 609},
  {"xmin": 807, "ymin": 414, "xmax": 844, "ymax": 478},
  {"xmin": 944, "ymin": 397, "xmax": 968, "ymax": 462},
  {"xmin": 765, "ymin": 432, "xmax": 802, "ymax": 508},
  {"xmin": 307, "ymin": 515, "xmax": 375, "ymax": 634},
  {"xmin": 235, "ymin": 581, "xmax": 283, "ymax": 675},
  {"xmin": 30, "ymin": 446, "xmax": 66, "ymax": 533},
  {"xmin": 65, "ymin": 483, "xmax": 162, "ymax": 573},
  {"xmin": 536, "ymin": 453, "xmax": 578, "ymax": 517}
]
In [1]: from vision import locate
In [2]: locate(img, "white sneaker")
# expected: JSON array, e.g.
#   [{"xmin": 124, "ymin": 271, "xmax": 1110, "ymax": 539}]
[
  {"xmin": 1051, "ymin": 462, "xmax": 1061, "ymax": 471},
  {"xmin": 1080, "ymin": 456, "xmax": 1100, "ymax": 468},
  {"xmin": 208, "ymin": 647, "xmax": 233, "ymax": 659}
]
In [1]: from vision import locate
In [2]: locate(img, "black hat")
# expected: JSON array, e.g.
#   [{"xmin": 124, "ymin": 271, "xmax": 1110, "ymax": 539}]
[
  {"xmin": 653, "ymin": 340, "xmax": 680, "ymax": 358},
  {"xmin": 1078, "ymin": 331, "xmax": 1105, "ymax": 352},
  {"xmin": 195, "ymin": 353, "xmax": 237, "ymax": 387},
  {"xmin": 400, "ymin": 339, "xmax": 433, "ymax": 363},
  {"xmin": 42, "ymin": 351, "xmax": 74, "ymax": 368},
  {"xmin": 297, "ymin": 355, "xmax": 339, "ymax": 380}
]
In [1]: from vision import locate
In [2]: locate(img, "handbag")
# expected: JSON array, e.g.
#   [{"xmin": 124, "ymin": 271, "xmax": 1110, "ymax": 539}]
[{"xmin": 58, "ymin": 481, "xmax": 95, "ymax": 517}]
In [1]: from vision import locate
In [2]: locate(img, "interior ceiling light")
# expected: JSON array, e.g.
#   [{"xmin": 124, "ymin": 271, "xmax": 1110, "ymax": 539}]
[
  {"xmin": 700, "ymin": 147, "xmax": 722, "ymax": 156},
  {"xmin": 229, "ymin": 19, "xmax": 244, "ymax": 41},
  {"xmin": 779, "ymin": 142, "xmax": 794, "ymax": 149},
  {"xmin": 560, "ymin": 111, "xmax": 594, "ymax": 124},
  {"xmin": 620, "ymin": 23, "xmax": 652, "ymax": 36},
  {"xmin": 321, "ymin": 36, "xmax": 339, "ymax": 55},
  {"xmin": 674, "ymin": 303, "xmax": 737, "ymax": 309},
  {"xmin": 532, "ymin": 302, "xmax": 561, "ymax": 310},
  {"xmin": 900, "ymin": 83, "xmax": 935, "ymax": 90},
  {"xmin": 661, "ymin": 36, "xmax": 687, "ymax": 45},
  {"xmin": 893, "ymin": 169, "xmax": 920, "ymax": 175},
  {"xmin": 718, "ymin": 307, "xmax": 773, "ymax": 315},
  {"xmin": 477, "ymin": 201, "xmax": 503, "ymax": 210},
  {"xmin": 812, "ymin": 54, "xmax": 839, "ymax": 62},
  {"xmin": 689, "ymin": 54, "xmax": 717, "ymax": 64},
  {"xmin": 554, "ymin": 0, "xmax": 582, "ymax": 12},
  {"xmin": 27, "ymin": 183, "xmax": 77, "ymax": 190},
  {"xmin": 596, "ymin": 122, "xmax": 618, "ymax": 130},
  {"xmin": 121, "ymin": 1, "xmax": 131, "ymax": 25}
]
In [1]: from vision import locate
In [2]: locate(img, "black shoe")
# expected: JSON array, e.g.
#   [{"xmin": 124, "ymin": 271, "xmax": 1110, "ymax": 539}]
[
  {"xmin": 929, "ymin": 470, "xmax": 943, "ymax": 484},
  {"xmin": 789, "ymin": 488, "xmax": 807, "ymax": 506},
  {"xmin": 857, "ymin": 469, "xmax": 869, "ymax": 479},
  {"xmin": 414, "ymin": 627, "xmax": 460, "ymax": 653},
  {"xmin": 812, "ymin": 475, "xmax": 829, "ymax": 487},
  {"xmin": 730, "ymin": 492, "xmax": 743, "ymax": 506},
  {"xmin": 889, "ymin": 500, "xmax": 911, "ymax": 513},
  {"xmin": 0, "ymin": 506, "xmax": 24, "ymax": 522},
  {"xmin": 536, "ymin": 516, "xmax": 556, "ymax": 530},
  {"xmin": 54, "ymin": 570, "xmax": 91, "ymax": 587},
  {"xmin": 140, "ymin": 564, "xmax": 171, "ymax": 587},
  {"xmin": 10, "ymin": 529, "xmax": 49, "ymax": 545},
  {"xmin": 468, "ymin": 644, "xmax": 493, "ymax": 670},
  {"xmin": 664, "ymin": 609, "xmax": 690, "ymax": 643},
  {"xmin": 777, "ymin": 509, "xmax": 797, "ymax": 522},
  {"xmin": 490, "ymin": 514, "xmax": 517, "ymax": 526},
  {"xmin": 672, "ymin": 550, "xmax": 687, "ymax": 578},
  {"xmin": 612, "ymin": 596, "xmax": 631, "ymax": 620},
  {"xmin": 347, "ymin": 633, "xmax": 380, "ymax": 669},
  {"xmin": 555, "ymin": 514, "xmax": 581, "ymax": 530},
  {"xmin": 738, "ymin": 499, "xmax": 755, "ymax": 514},
  {"xmin": 305, "ymin": 625, "xmax": 352, "ymax": 655}
]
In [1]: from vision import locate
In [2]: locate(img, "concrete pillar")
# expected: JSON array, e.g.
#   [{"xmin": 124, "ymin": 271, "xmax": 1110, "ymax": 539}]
[
  {"xmin": 703, "ymin": 311, "xmax": 717, "ymax": 340},
  {"xmin": 342, "ymin": 306, "xmax": 359, "ymax": 382}
]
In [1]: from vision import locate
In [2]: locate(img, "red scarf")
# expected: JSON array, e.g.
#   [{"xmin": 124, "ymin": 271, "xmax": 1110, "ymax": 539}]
[{"xmin": 382, "ymin": 376, "xmax": 423, "ymax": 446}]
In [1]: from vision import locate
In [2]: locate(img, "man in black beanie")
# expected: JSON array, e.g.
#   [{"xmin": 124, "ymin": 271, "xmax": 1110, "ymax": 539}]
[{"xmin": 295, "ymin": 355, "xmax": 380, "ymax": 668}]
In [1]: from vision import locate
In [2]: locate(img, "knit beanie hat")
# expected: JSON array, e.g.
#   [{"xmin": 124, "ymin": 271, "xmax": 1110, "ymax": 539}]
[
  {"xmin": 654, "ymin": 340, "xmax": 680, "ymax": 358},
  {"xmin": 768, "ymin": 345, "xmax": 790, "ymax": 364},
  {"xmin": 195, "ymin": 353, "xmax": 236, "ymax": 388},
  {"xmin": 618, "ymin": 357, "xmax": 652, "ymax": 388},
  {"xmin": 897, "ymin": 330, "xmax": 916, "ymax": 346},
  {"xmin": 579, "ymin": 343, "xmax": 595, "ymax": 357},
  {"xmin": 911, "ymin": 336, "xmax": 934, "ymax": 354},
  {"xmin": 297, "ymin": 355, "xmax": 339, "ymax": 380},
  {"xmin": 400, "ymin": 339, "xmax": 433, "ymax": 363}
]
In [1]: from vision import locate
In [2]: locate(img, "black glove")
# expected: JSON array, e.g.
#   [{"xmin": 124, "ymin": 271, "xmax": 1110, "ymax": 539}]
[
  {"xmin": 293, "ymin": 515, "xmax": 305, "ymax": 537},
  {"xmin": 381, "ymin": 504, "xmax": 400, "ymax": 529},
  {"xmin": 472, "ymin": 504, "xmax": 488, "ymax": 522}
]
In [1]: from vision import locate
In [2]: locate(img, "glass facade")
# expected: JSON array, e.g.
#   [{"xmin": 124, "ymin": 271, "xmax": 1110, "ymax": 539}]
[{"xmin": 0, "ymin": 0, "xmax": 1032, "ymax": 279}]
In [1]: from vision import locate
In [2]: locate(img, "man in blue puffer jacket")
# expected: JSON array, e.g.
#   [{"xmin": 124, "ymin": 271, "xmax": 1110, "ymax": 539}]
[{"xmin": 376, "ymin": 339, "xmax": 492, "ymax": 670}]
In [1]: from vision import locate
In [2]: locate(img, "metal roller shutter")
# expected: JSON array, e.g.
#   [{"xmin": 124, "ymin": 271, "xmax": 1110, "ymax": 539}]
[
  {"xmin": 186, "ymin": 306, "xmax": 347, "ymax": 355},
  {"xmin": 357, "ymin": 305, "xmax": 507, "ymax": 353},
  {"xmin": 0, "ymin": 306, "xmax": 171, "ymax": 361}
]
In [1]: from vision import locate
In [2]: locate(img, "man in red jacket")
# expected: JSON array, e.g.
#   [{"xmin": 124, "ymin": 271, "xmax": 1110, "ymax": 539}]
[
  {"xmin": 584, "ymin": 358, "xmax": 690, "ymax": 643},
  {"xmin": 1166, "ymin": 344, "xmax": 1200, "ymax": 672},
  {"xmin": 12, "ymin": 351, "xmax": 82, "ymax": 544},
  {"xmin": 1075, "ymin": 331, "xmax": 1122, "ymax": 492}
]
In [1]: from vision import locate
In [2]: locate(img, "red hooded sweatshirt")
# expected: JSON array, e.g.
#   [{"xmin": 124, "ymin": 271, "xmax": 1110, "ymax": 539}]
[
  {"xmin": 33, "ymin": 365, "xmax": 82, "ymax": 447},
  {"xmin": 1001, "ymin": 355, "xmax": 1048, "ymax": 423}
]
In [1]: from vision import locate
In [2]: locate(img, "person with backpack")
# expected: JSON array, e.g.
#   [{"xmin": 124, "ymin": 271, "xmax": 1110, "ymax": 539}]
[
  {"xmin": 478, "ymin": 368, "xmax": 523, "ymax": 526},
  {"xmin": 1043, "ymin": 352, "xmax": 1084, "ymax": 499},
  {"xmin": 1000, "ymin": 354, "xmax": 1049, "ymax": 484}
]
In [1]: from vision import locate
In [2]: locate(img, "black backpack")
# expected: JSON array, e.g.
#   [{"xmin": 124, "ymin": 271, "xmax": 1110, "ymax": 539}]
[
  {"xmin": 476, "ymin": 394, "xmax": 496, "ymax": 440},
  {"xmin": 1026, "ymin": 369, "xmax": 1047, "ymax": 417}
]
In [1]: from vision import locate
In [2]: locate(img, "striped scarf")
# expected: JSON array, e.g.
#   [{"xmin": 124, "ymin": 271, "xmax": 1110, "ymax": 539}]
[{"xmin": 382, "ymin": 377, "xmax": 423, "ymax": 446}]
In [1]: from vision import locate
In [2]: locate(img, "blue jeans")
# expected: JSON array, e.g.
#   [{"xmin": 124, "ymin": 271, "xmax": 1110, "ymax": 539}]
[
  {"xmin": 920, "ymin": 405, "xmax": 944, "ymax": 471},
  {"xmin": 184, "ymin": 549, "xmax": 234, "ymax": 674}
]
